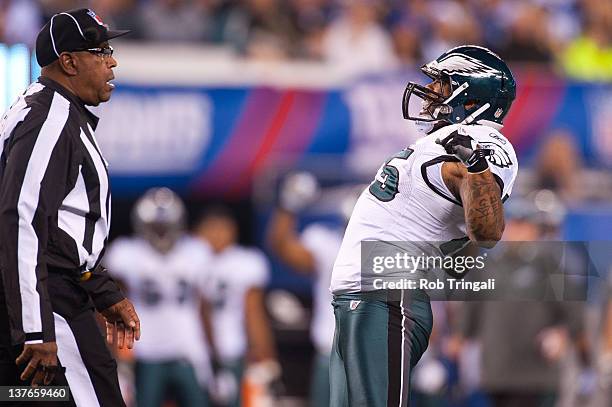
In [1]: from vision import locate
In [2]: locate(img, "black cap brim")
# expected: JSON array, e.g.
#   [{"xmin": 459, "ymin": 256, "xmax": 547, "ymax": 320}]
[{"xmin": 106, "ymin": 29, "xmax": 131, "ymax": 41}]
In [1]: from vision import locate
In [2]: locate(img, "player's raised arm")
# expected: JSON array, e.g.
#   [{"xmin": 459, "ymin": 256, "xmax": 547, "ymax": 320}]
[
  {"xmin": 268, "ymin": 208, "xmax": 317, "ymax": 273},
  {"xmin": 267, "ymin": 172, "xmax": 321, "ymax": 273},
  {"xmin": 440, "ymin": 130, "xmax": 504, "ymax": 247}
]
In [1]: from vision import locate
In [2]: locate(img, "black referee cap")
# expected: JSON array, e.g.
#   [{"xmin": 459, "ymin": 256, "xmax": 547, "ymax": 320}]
[{"xmin": 36, "ymin": 8, "xmax": 130, "ymax": 68}]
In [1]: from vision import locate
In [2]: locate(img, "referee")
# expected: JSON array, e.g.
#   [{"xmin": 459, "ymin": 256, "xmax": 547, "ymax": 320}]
[{"xmin": 0, "ymin": 9, "xmax": 139, "ymax": 406}]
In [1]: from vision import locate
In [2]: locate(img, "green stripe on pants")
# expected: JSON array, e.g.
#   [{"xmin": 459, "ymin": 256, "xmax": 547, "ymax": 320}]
[{"xmin": 329, "ymin": 291, "xmax": 433, "ymax": 407}]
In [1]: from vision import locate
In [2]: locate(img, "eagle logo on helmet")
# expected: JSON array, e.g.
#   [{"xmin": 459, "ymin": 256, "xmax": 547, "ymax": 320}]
[
  {"xmin": 479, "ymin": 141, "xmax": 512, "ymax": 168},
  {"xmin": 430, "ymin": 53, "xmax": 500, "ymax": 77}
]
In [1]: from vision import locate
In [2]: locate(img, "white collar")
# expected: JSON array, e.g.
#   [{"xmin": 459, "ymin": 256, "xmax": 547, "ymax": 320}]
[{"xmin": 477, "ymin": 119, "xmax": 504, "ymax": 130}]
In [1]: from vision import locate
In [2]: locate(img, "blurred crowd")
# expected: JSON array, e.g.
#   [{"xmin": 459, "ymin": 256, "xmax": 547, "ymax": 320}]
[{"xmin": 0, "ymin": 0, "xmax": 610, "ymax": 80}]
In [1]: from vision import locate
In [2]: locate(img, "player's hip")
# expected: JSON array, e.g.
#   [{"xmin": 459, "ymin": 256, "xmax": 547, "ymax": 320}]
[
  {"xmin": 329, "ymin": 291, "xmax": 433, "ymax": 407},
  {"xmin": 331, "ymin": 290, "xmax": 433, "ymax": 352}
]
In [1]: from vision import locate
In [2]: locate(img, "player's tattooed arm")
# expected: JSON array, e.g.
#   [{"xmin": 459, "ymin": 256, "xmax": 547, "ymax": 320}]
[
  {"xmin": 461, "ymin": 169, "xmax": 504, "ymax": 247},
  {"xmin": 442, "ymin": 162, "xmax": 504, "ymax": 247}
]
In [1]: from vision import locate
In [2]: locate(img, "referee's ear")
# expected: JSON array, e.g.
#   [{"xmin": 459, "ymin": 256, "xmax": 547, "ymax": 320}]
[{"xmin": 57, "ymin": 52, "xmax": 78, "ymax": 77}]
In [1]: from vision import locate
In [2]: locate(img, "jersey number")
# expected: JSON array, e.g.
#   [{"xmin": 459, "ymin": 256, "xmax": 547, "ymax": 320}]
[
  {"xmin": 212, "ymin": 281, "xmax": 228, "ymax": 310},
  {"xmin": 141, "ymin": 278, "xmax": 193, "ymax": 306},
  {"xmin": 369, "ymin": 148, "xmax": 413, "ymax": 202}
]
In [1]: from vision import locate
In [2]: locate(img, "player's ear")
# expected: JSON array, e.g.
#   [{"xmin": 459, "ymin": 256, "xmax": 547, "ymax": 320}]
[{"xmin": 57, "ymin": 52, "xmax": 78, "ymax": 76}]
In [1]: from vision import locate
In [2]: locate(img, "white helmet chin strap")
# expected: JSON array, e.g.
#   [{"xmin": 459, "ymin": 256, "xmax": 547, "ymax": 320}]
[
  {"xmin": 462, "ymin": 103, "xmax": 491, "ymax": 124},
  {"xmin": 432, "ymin": 105, "xmax": 450, "ymax": 118},
  {"xmin": 443, "ymin": 82, "xmax": 469, "ymax": 104},
  {"xmin": 432, "ymin": 81, "xmax": 471, "ymax": 122}
]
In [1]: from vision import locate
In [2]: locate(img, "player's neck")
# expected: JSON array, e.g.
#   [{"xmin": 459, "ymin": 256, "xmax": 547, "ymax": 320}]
[{"xmin": 213, "ymin": 243, "xmax": 233, "ymax": 254}]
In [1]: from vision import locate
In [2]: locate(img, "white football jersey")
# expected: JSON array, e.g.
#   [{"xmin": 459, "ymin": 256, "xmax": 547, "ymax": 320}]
[
  {"xmin": 301, "ymin": 224, "xmax": 343, "ymax": 354},
  {"xmin": 331, "ymin": 123, "xmax": 518, "ymax": 294},
  {"xmin": 104, "ymin": 236, "xmax": 212, "ymax": 368},
  {"xmin": 204, "ymin": 245, "xmax": 270, "ymax": 362}
]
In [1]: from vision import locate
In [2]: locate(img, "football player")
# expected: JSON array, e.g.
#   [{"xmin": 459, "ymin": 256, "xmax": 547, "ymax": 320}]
[
  {"xmin": 104, "ymin": 188, "xmax": 213, "ymax": 407},
  {"xmin": 329, "ymin": 45, "xmax": 518, "ymax": 406},
  {"xmin": 195, "ymin": 206, "xmax": 280, "ymax": 407}
]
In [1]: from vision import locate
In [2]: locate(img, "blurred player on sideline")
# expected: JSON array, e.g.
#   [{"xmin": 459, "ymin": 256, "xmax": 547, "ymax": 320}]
[
  {"xmin": 453, "ymin": 192, "xmax": 589, "ymax": 407},
  {"xmin": 329, "ymin": 45, "xmax": 518, "ymax": 406},
  {"xmin": 104, "ymin": 188, "xmax": 212, "ymax": 407},
  {"xmin": 196, "ymin": 206, "xmax": 280, "ymax": 407},
  {"xmin": 267, "ymin": 172, "xmax": 350, "ymax": 407}
]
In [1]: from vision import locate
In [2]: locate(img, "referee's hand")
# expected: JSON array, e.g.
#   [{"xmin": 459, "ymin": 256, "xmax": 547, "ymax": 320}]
[
  {"xmin": 100, "ymin": 298, "xmax": 141, "ymax": 349},
  {"xmin": 15, "ymin": 342, "xmax": 59, "ymax": 386}
]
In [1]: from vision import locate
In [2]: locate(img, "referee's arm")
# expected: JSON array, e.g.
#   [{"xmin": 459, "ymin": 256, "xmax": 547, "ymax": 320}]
[
  {"xmin": 80, "ymin": 265, "xmax": 126, "ymax": 312},
  {"xmin": 0, "ymin": 110, "xmax": 74, "ymax": 345}
]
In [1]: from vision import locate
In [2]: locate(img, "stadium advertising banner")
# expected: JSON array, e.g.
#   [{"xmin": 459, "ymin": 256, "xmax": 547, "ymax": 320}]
[{"xmin": 94, "ymin": 71, "xmax": 612, "ymax": 196}]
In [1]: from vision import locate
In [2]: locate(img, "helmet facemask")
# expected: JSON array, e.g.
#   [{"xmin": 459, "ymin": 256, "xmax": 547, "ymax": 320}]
[
  {"xmin": 403, "ymin": 74, "xmax": 456, "ymax": 134},
  {"xmin": 132, "ymin": 188, "xmax": 186, "ymax": 253},
  {"xmin": 139, "ymin": 220, "xmax": 184, "ymax": 253}
]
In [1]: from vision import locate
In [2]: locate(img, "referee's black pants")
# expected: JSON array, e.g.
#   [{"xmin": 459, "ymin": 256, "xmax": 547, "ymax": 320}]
[{"xmin": 0, "ymin": 271, "xmax": 125, "ymax": 407}]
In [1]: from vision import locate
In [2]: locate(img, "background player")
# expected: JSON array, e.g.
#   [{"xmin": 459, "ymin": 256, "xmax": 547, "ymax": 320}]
[
  {"xmin": 104, "ymin": 188, "xmax": 212, "ymax": 407},
  {"xmin": 196, "ymin": 206, "xmax": 281, "ymax": 407},
  {"xmin": 267, "ymin": 172, "xmax": 352, "ymax": 407},
  {"xmin": 329, "ymin": 45, "xmax": 518, "ymax": 406},
  {"xmin": 452, "ymin": 192, "xmax": 588, "ymax": 407}
]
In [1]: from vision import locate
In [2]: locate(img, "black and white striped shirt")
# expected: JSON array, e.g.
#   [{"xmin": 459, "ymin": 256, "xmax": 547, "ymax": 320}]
[{"xmin": 0, "ymin": 77, "xmax": 112, "ymax": 344}]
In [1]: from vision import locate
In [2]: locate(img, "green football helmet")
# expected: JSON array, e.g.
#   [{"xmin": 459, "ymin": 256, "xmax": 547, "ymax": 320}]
[{"xmin": 403, "ymin": 45, "xmax": 516, "ymax": 132}]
